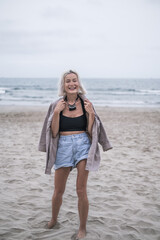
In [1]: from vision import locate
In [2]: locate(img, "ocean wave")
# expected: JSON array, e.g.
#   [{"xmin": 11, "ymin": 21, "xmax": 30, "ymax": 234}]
[
  {"xmin": 87, "ymin": 87, "xmax": 137, "ymax": 92},
  {"xmin": 140, "ymin": 89, "xmax": 160, "ymax": 95},
  {"xmin": 86, "ymin": 87, "xmax": 160, "ymax": 96},
  {"xmin": 0, "ymin": 78, "xmax": 160, "ymax": 107},
  {"xmin": 11, "ymin": 87, "xmax": 57, "ymax": 91},
  {"xmin": 0, "ymin": 87, "xmax": 10, "ymax": 94}
]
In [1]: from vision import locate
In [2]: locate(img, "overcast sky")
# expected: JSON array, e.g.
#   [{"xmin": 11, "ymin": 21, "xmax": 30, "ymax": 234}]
[{"xmin": 0, "ymin": 0, "xmax": 160, "ymax": 78}]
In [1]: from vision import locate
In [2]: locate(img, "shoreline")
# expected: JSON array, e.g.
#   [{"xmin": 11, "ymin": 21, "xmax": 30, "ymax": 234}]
[{"xmin": 0, "ymin": 104, "xmax": 160, "ymax": 112}]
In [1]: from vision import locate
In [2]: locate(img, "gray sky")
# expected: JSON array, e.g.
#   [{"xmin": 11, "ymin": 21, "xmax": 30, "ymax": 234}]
[{"xmin": 0, "ymin": 0, "xmax": 160, "ymax": 78}]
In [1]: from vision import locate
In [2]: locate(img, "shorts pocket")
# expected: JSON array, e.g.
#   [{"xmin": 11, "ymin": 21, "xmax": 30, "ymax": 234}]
[{"xmin": 82, "ymin": 137, "xmax": 90, "ymax": 145}]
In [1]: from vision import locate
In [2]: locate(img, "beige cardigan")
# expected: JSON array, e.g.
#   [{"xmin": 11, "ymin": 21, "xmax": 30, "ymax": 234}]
[{"xmin": 38, "ymin": 95, "xmax": 112, "ymax": 174}]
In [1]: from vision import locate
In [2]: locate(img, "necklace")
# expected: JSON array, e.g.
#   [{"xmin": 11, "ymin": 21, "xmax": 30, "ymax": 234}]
[{"xmin": 66, "ymin": 95, "xmax": 79, "ymax": 111}]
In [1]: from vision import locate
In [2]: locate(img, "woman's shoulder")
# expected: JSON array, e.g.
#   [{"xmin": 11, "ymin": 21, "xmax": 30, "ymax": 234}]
[
  {"xmin": 50, "ymin": 97, "xmax": 63, "ymax": 105},
  {"xmin": 79, "ymin": 94, "xmax": 90, "ymax": 101},
  {"xmin": 48, "ymin": 97, "xmax": 63, "ymax": 111}
]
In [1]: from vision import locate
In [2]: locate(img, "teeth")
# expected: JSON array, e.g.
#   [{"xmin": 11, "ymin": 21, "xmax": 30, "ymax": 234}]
[{"xmin": 69, "ymin": 87, "xmax": 76, "ymax": 90}]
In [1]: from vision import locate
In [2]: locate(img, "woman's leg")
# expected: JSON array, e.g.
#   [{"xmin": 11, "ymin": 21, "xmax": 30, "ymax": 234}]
[
  {"xmin": 76, "ymin": 159, "xmax": 89, "ymax": 239},
  {"xmin": 48, "ymin": 167, "xmax": 71, "ymax": 228}
]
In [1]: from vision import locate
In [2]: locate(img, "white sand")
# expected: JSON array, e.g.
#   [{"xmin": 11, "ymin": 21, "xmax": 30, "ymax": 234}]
[{"xmin": 0, "ymin": 105, "xmax": 160, "ymax": 240}]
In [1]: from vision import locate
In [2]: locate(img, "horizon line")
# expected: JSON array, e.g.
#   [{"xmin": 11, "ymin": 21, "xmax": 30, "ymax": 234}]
[{"xmin": 0, "ymin": 76, "xmax": 160, "ymax": 80}]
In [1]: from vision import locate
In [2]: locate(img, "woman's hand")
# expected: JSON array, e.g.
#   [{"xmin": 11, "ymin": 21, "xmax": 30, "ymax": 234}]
[
  {"xmin": 51, "ymin": 99, "xmax": 66, "ymax": 138},
  {"xmin": 84, "ymin": 99, "xmax": 95, "ymax": 137},
  {"xmin": 54, "ymin": 99, "xmax": 66, "ymax": 114},
  {"xmin": 84, "ymin": 99, "xmax": 94, "ymax": 115}
]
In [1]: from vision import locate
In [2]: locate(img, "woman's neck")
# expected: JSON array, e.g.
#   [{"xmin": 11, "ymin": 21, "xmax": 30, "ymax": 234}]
[{"xmin": 66, "ymin": 93, "xmax": 78, "ymax": 103}]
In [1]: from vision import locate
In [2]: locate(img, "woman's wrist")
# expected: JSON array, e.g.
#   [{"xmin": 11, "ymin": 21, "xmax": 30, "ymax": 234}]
[
  {"xmin": 54, "ymin": 108, "xmax": 60, "ymax": 115},
  {"xmin": 88, "ymin": 111, "xmax": 95, "ymax": 118}
]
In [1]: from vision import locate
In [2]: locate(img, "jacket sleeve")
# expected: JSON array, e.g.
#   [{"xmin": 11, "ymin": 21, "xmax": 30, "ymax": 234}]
[
  {"xmin": 38, "ymin": 104, "xmax": 52, "ymax": 152},
  {"xmin": 98, "ymin": 119, "xmax": 113, "ymax": 151}
]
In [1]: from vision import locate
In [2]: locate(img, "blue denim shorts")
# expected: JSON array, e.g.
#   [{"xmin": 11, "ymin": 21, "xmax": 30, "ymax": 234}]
[{"xmin": 54, "ymin": 132, "xmax": 91, "ymax": 170}]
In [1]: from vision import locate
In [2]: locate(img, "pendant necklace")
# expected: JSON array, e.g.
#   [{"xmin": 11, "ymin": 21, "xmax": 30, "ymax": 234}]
[{"xmin": 66, "ymin": 95, "xmax": 79, "ymax": 111}]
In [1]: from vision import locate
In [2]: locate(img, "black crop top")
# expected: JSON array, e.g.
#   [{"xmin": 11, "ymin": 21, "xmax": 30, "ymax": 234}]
[{"xmin": 59, "ymin": 98, "xmax": 87, "ymax": 132}]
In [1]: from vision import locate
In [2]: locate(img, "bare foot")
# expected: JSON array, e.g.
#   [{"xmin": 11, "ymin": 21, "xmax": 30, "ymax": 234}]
[
  {"xmin": 47, "ymin": 219, "xmax": 56, "ymax": 229},
  {"xmin": 76, "ymin": 229, "xmax": 86, "ymax": 239}
]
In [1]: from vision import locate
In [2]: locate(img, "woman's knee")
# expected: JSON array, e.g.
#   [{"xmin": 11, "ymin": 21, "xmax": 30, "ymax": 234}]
[
  {"xmin": 76, "ymin": 187, "xmax": 87, "ymax": 199},
  {"xmin": 53, "ymin": 188, "xmax": 65, "ymax": 199}
]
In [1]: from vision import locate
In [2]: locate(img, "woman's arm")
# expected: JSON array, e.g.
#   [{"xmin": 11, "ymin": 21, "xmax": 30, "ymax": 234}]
[
  {"xmin": 51, "ymin": 111, "xmax": 60, "ymax": 138},
  {"xmin": 87, "ymin": 112, "xmax": 95, "ymax": 137},
  {"xmin": 84, "ymin": 99, "xmax": 95, "ymax": 137},
  {"xmin": 51, "ymin": 99, "xmax": 66, "ymax": 138}
]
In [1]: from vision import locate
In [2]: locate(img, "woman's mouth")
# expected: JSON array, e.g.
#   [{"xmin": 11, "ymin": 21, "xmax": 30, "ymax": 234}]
[{"xmin": 68, "ymin": 86, "xmax": 76, "ymax": 90}]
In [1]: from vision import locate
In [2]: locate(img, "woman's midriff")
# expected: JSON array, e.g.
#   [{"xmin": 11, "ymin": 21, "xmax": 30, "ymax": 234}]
[{"xmin": 59, "ymin": 131, "xmax": 85, "ymax": 136}]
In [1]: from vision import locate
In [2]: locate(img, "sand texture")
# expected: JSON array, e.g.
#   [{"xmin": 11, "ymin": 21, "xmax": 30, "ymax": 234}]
[{"xmin": 0, "ymin": 106, "xmax": 160, "ymax": 240}]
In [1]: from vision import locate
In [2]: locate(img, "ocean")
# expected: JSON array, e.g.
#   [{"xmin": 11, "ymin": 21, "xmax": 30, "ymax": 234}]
[{"xmin": 0, "ymin": 78, "xmax": 160, "ymax": 107}]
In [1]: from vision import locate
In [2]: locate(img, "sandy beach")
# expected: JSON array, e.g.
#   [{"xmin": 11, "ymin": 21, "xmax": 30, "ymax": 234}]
[{"xmin": 0, "ymin": 105, "xmax": 160, "ymax": 240}]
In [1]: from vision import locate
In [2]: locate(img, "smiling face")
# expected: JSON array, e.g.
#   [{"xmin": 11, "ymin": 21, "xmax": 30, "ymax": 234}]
[{"xmin": 64, "ymin": 73, "xmax": 79, "ymax": 95}]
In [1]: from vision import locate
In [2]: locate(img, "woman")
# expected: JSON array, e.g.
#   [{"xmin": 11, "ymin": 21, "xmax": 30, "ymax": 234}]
[{"xmin": 38, "ymin": 70, "xmax": 112, "ymax": 239}]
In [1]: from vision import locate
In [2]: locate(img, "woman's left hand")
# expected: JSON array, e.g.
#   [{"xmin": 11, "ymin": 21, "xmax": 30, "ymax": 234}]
[{"xmin": 84, "ymin": 99, "xmax": 94, "ymax": 115}]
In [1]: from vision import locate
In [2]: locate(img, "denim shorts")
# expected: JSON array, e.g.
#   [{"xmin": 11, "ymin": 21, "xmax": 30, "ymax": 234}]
[{"xmin": 54, "ymin": 132, "xmax": 91, "ymax": 170}]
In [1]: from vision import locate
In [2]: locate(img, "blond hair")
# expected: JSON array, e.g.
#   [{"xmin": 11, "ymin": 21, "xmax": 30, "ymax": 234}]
[{"xmin": 58, "ymin": 70, "xmax": 86, "ymax": 96}]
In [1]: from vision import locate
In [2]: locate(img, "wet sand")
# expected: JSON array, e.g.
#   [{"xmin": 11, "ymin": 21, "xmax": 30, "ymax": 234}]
[{"xmin": 0, "ymin": 105, "xmax": 160, "ymax": 240}]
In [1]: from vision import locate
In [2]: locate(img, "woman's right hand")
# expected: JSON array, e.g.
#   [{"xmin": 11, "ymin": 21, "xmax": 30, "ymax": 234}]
[{"xmin": 54, "ymin": 99, "xmax": 66, "ymax": 114}]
